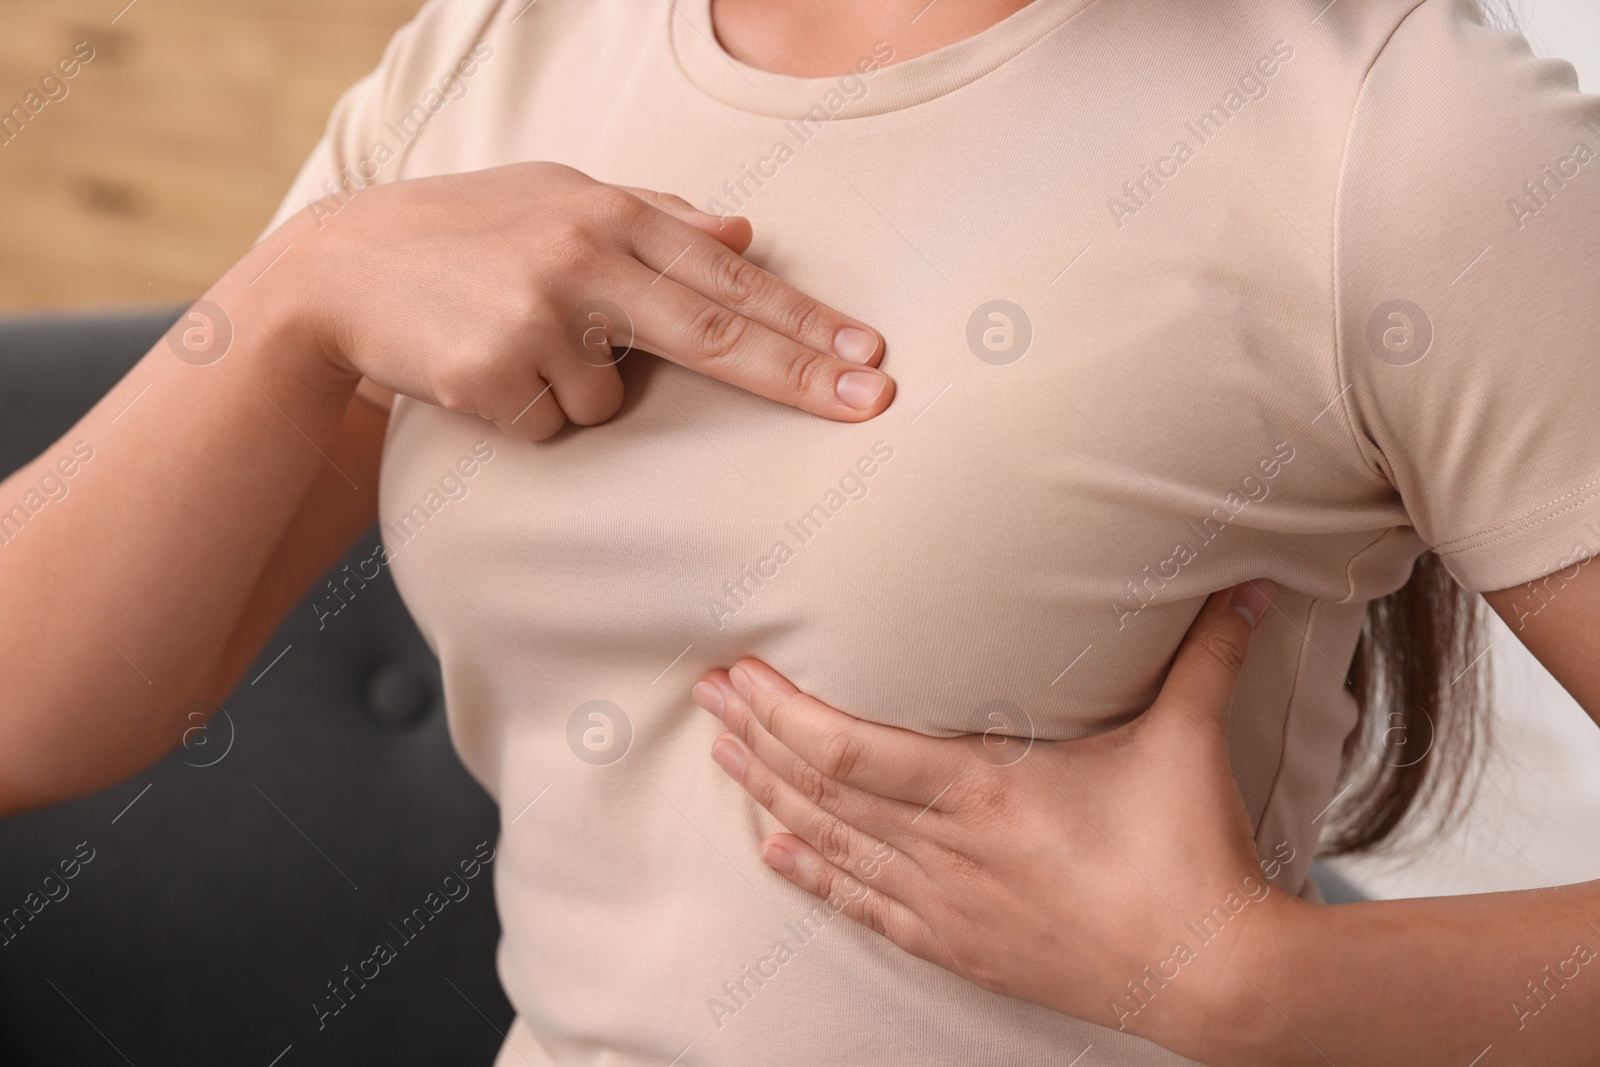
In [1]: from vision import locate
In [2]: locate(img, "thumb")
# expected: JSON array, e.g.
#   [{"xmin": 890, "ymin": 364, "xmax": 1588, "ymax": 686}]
[
  {"xmin": 1152, "ymin": 580, "xmax": 1275, "ymax": 732},
  {"xmin": 618, "ymin": 185, "xmax": 753, "ymax": 252}
]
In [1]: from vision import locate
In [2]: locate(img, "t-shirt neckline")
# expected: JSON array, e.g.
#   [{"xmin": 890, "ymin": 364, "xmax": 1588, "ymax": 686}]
[{"xmin": 669, "ymin": 0, "xmax": 1091, "ymax": 120}]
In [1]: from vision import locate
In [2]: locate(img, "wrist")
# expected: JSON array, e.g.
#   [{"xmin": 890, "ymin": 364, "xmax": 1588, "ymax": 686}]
[
  {"xmin": 1109, "ymin": 878, "xmax": 1309, "ymax": 1065},
  {"xmin": 208, "ymin": 211, "xmax": 360, "ymax": 401},
  {"xmin": 1183, "ymin": 887, "xmax": 1313, "ymax": 1066}
]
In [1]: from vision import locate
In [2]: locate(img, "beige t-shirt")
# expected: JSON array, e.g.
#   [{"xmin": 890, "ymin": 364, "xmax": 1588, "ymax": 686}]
[{"xmin": 267, "ymin": 0, "xmax": 1600, "ymax": 1062}]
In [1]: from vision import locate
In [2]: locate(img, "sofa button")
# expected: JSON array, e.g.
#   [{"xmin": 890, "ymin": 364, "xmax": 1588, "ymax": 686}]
[{"xmin": 363, "ymin": 662, "xmax": 431, "ymax": 728}]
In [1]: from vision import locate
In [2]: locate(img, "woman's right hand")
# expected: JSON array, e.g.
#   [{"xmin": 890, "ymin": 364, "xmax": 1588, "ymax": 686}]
[{"xmin": 283, "ymin": 161, "xmax": 894, "ymax": 440}]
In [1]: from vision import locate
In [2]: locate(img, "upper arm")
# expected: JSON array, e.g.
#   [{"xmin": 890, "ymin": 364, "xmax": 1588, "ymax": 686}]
[
  {"xmin": 215, "ymin": 0, "xmax": 464, "ymax": 694},
  {"xmin": 1485, "ymin": 566, "xmax": 1600, "ymax": 725},
  {"xmin": 205, "ymin": 391, "xmax": 389, "ymax": 701},
  {"xmin": 1331, "ymin": 4, "xmax": 1600, "ymax": 721},
  {"xmin": 1334, "ymin": 0, "xmax": 1600, "ymax": 589},
  {"xmin": 1334, "ymin": 1, "xmax": 1600, "ymax": 683}
]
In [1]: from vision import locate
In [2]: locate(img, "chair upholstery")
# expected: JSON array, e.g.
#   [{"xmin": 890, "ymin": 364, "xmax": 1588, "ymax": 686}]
[{"xmin": 0, "ymin": 310, "xmax": 511, "ymax": 1065}]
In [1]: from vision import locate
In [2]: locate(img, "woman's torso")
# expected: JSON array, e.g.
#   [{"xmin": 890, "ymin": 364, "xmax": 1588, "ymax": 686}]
[{"xmin": 336, "ymin": 0, "xmax": 1535, "ymax": 1061}]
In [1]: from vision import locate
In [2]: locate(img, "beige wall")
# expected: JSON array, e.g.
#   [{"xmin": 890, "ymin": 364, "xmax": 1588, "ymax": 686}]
[{"xmin": 0, "ymin": 0, "xmax": 422, "ymax": 311}]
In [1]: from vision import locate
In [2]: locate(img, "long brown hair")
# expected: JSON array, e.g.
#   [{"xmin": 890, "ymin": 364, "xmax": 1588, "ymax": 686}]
[
  {"xmin": 1320, "ymin": 0, "xmax": 1519, "ymax": 856},
  {"xmin": 1324, "ymin": 553, "xmax": 1492, "ymax": 855}
]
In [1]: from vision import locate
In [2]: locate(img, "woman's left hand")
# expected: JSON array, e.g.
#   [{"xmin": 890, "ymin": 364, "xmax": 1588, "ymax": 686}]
[{"xmin": 691, "ymin": 582, "xmax": 1297, "ymax": 1049}]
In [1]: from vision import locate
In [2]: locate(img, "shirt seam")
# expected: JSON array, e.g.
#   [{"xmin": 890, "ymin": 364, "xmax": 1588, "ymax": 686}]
[
  {"xmin": 1328, "ymin": 0, "xmax": 1439, "ymax": 483},
  {"xmin": 1253, "ymin": 526, "xmax": 1400, "ymax": 849},
  {"xmin": 1251, "ymin": 594, "xmax": 1315, "ymax": 841},
  {"xmin": 665, "ymin": 0, "xmax": 1115, "ymax": 122},
  {"xmin": 1435, "ymin": 478, "xmax": 1600, "ymax": 557}
]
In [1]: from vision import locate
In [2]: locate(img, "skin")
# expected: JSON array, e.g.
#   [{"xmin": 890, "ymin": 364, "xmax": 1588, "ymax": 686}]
[
  {"xmin": 691, "ymin": 576, "xmax": 1600, "ymax": 1064},
  {"xmin": 0, "ymin": 163, "xmax": 896, "ymax": 813},
  {"xmin": 711, "ymin": 0, "xmax": 1037, "ymax": 75},
  {"xmin": 4, "ymin": 0, "xmax": 1592, "ymax": 1062}
]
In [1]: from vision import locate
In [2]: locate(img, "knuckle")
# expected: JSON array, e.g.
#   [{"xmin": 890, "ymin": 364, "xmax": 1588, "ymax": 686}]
[
  {"xmin": 751, "ymin": 773, "xmax": 780, "ymax": 811},
  {"xmin": 816, "ymin": 817, "xmax": 853, "ymax": 867},
  {"xmin": 540, "ymin": 220, "xmax": 596, "ymax": 274},
  {"xmin": 592, "ymin": 184, "xmax": 648, "ymax": 229},
  {"xmin": 434, "ymin": 391, "xmax": 473, "ymax": 417},
  {"xmin": 566, "ymin": 378, "xmax": 625, "ymax": 426},
  {"xmin": 760, "ymin": 689, "xmax": 792, "ymax": 739},
  {"xmin": 1197, "ymin": 629, "xmax": 1249, "ymax": 676},
  {"xmin": 780, "ymin": 298, "xmax": 826, "ymax": 345},
  {"xmin": 816, "ymin": 729, "xmax": 865, "ymax": 781},
  {"xmin": 781, "ymin": 350, "xmax": 828, "ymax": 397},
  {"xmin": 929, "ymin": 837, "xmax": 987, "ymax": 883},
  {"xmin": 432, "ymin": 374, "xmax": 480, "ymax": 417},
  {"xmin": 688, "ymin": 304, "xmax": 749, "ymax": 363},
  {"xmin": 792, "ymin": 761, "xmax": 833, "ymax": 806},
  {"xmin": 713, "ymin": 253, "xmax": 765, "ymax": 308},
  {"xmin": 525, "ymin": 160, "xmax": 579, "ymax": 185},
  {"xmin": 947, "ymin": 770, "xmax": 1005, "ymax": 818},
  {"xmin": 856, "ymin": 893, "xmax": 891, "ymax": 938},
  {"xmin": 495, "ymin": 292, "xmax": 547, "ymax": 339},
  {"xmin": 854, "ymin": 839, "xmax": 897, "ymax": 881},
  {"xmin": 725, "ymin": 701, "xmax": 759, "ymax": 748}
]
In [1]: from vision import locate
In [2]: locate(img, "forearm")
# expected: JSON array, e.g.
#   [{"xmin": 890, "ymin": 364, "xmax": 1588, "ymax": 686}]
[
  {"xmin": 1185, "ymin": 884, "xmax": 1600, "ymax": 1066},
  {"xmin": 0, "ymin": 216, "xmax": 364, "ymax": 811},
  {"xmin": 203, "ymin": 387, "xmax": 386, "ymax": 703}
]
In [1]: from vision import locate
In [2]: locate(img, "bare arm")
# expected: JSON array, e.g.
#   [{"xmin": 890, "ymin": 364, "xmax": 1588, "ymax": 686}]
[
  {"xmin": 1485, "ymin": 563, "xmax": 1600, "ymax": 722},
  {"xmin": 204, "ymin": 387, "xmax": 389, "ymax": 708},
  {"xmin": 1206, "ymin": 574, "xmax": 1600, "ymax": 1064},
  {"xmin": 0, "ymin": 162, "xmax": 895, "ymax": 816},
  {"xmin": 0, "ymin": 251, "xmax": 368, "ymax": 814}
]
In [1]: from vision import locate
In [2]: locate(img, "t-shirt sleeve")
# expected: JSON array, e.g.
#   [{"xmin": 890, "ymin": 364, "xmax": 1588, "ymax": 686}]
[
  {"xmin": 1334, "ymin": 0, "xmax": 1600, "ymax": 593},
  {"xmin": 258, "ymin": 0, "xmax": 507, "ymax": 239}
]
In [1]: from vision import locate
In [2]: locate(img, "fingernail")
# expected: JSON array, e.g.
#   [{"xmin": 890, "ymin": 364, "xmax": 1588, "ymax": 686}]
[
  {"xmin": 1231, "ymin": 580, "xmax": 1276, "ymax": 628},
  {"xmin": 834, "ymin": 326, "xmax": 879, "ymax": 364},
  {"xmin": 836, "ymin": 370, "xmax": 886, "ymax": 410},
  {"xmin": 692, "ymin": 681, "xmax": 724, "ymax": 720},
  {"xmin": 729, "ymin": 666, "xmax": 752, "ymax": 702},
  {"xmin": 712, "ymin": 736, "xmax": 748, "ymax": 780},
  {"xmin": 761, "ymin": 843, "xmax": 796, "ymax": 875}
]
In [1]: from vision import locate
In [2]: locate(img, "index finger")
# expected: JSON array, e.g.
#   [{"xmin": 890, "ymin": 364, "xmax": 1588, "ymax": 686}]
[
  {"xmin": 698, "ymin": 659, "xmax": 967, "ymax": 805},
  {"xmin": 624, "ymin": 207, "xmax": 895, "ymax": 419}
]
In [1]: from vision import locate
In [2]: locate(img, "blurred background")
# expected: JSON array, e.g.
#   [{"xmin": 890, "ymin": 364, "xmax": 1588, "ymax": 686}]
[
  {"xmin": 0, "ymin": 0, "xmax": 1598, "ymax": 915},
  {"xmin": 0, "ymin": 0, "xmax": 421, "ymax": 311}
]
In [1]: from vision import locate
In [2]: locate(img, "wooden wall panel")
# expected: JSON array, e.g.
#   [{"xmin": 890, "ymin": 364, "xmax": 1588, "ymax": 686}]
[{"xmin": 0, "ymin": 0, "xmax": 423, "ymax": 310}]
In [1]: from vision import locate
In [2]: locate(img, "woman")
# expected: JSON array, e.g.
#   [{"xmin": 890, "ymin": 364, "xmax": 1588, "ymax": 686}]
[{"xmin": 1, "ymin": 0, "xmax": 1594, "ymax": 1064}]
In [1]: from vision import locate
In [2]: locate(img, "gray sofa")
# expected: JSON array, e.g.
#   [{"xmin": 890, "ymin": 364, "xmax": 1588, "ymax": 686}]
[{"xmin": 0, "ymin": 310, "xmax": 510, "ymax": 1065}]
